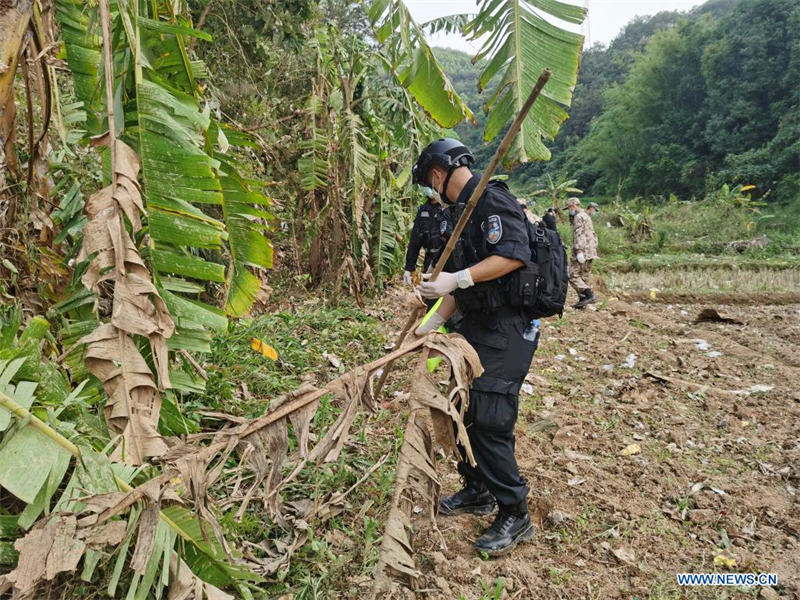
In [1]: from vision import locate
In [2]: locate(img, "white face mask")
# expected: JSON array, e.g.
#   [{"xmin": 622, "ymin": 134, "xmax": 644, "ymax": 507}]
[{"xmin": 421, "ymin": 186, "xmax": 441, "ymax": 203}]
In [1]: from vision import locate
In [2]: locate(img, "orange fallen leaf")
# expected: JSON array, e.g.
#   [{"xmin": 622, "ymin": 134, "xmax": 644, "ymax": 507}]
[{"xmin": 251, "ymin": 338, "xmax": 278, "ymax": 360}]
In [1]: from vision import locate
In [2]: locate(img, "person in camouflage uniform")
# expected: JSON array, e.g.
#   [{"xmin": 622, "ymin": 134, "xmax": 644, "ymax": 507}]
[{"xmin": 565, "ymin": 197, "xmax": 599, "ymax": 308}]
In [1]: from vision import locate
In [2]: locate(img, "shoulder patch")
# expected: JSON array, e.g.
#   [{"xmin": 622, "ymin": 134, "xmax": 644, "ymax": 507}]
[
  {"xmin": 486, "ymin": 215, "xmax": 502, "ymax": 244},
  {"xmin": 420, "ymin": 211, "xmax": 429, "ymax": 217},
  {"xmin": 440, "ymin": 220, "xmax": 448, "ymax": 235}
]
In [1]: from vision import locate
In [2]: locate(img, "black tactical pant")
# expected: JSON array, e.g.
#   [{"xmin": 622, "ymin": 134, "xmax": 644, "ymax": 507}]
[{"xmin": 455, "ymin": 307, "xmax": 538, "ymax": 509}]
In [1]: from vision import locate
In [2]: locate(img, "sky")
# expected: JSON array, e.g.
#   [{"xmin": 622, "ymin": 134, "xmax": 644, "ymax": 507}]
[{"xmin": 404, "ymin": 0, "xmax": 704, "ymax": 54}]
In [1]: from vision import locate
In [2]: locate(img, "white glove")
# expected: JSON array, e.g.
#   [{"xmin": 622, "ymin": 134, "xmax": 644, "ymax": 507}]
[
  {"xmin": 403, "ymin": 270, "xmax": 413, "ymax": 285},
  {"xmin": 415, "ymin": 311, "xmax": 446, "ymax": 336},
  {"xmin": 418, "ymin": 269, "xmax": 474, "ymax": 299},
  {"xmin": 576, "ymin": 252, "xmax": 586, "ymax": 264}
]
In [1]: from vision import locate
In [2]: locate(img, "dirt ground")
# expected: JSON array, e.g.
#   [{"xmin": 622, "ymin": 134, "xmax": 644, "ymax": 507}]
[{"xmin": 387, "ymin": 288, "xmax": 800, "ymax": 600}]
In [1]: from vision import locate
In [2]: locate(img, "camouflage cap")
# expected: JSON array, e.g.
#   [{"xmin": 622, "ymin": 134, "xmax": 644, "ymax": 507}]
[
  {"xmin": 562, "ymin": 196, "xmax": 581, "ymax": 210},
  {"xmin": 587, "ymin": 201, "xmax": 600, "ymax": 211}
]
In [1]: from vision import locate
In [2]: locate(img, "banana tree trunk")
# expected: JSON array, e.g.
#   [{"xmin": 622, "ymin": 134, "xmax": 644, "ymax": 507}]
[{"xmin": 0, "ymin": 0, "xmax": 32, "ymax": 220}]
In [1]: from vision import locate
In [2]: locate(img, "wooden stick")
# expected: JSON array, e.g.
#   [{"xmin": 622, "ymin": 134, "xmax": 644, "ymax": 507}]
[
  {"xmin": 429, "ymin": 68, "xmax": 551, "ymax": 279},
  {"xmin": 373, "ymin": 303, "xmax": 425, "ymax": 395},
  {"xmin": 374, "ymin": 70, "xmax": 552, "ymax": 395}
]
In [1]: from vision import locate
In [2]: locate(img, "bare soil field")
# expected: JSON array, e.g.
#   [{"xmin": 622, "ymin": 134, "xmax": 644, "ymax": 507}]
[{"xmin": 394, "ymin": 290, "xmax": 800, "ymax": 600}]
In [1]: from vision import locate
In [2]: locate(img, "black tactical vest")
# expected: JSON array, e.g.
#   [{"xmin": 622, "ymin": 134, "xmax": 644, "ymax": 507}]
[{"xmin": 441, "ymin": 201, "xmax": 514, "ymax": 315}]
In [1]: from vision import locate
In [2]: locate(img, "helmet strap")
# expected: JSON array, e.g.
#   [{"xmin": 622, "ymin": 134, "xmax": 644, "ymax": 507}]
[{"xmin": 441, "ymin": 167, "xmax": 457, "ymax": 203}]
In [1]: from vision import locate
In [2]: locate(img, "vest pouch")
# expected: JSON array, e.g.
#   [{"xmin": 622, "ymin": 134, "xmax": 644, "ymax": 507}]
[
  {"xmin": 506, "ymin": 262, "xmax": 541, "ymax": 312},
  {"xmin": 454, "ymin": 280, "xmax": 506, "ymax": 315}
]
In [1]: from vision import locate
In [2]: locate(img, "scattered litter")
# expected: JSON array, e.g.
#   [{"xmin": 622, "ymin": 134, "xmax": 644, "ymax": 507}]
[
  {"xmin": 621, "ymin": 354, "xmax": 637, "ymax": 369},
  {"xmin": 612, "ymin": 547, "xmax": 636, "ymax": 565},
  {"xmin": 749, "ymin": 384, "xmax": 774, "ymax": 393},
  {"xmin": 602, "ymin": 364, "xmax": 614, "ymax": 371},
  {"xmin": 649, "ymin": 288, "xmax": 659, "ymax": 300},
  {"xmin": 412, "ymin": 506, "xmax": 423, "ymax": 514},
  {"xmin": 567, "ymin": 476, "xmax": 586, "ymax": 487},
  {"xmin": 521, "ymin": 383, "xmax": 534, "ymax": 395},
  {"xmin": 680, "ymin": 309, "xmax": 689, "ymax": 316},
  {"xmin": 563, "ymin": 450, "xmax": 594, "ymax": 461},
  {"xmin": 555, "ymin": 354, "xmax": 566, "ymax": 361},
  {"xmin": 691, "ymin": 339, "xmax": 710, "ymax": 351},
  {"xmin": 620, "ymin": 443, "xmax": 641, "ymax": 456},
  {"xmin": 323, "ymin": 352, "xmax": 342, "ymax": 369},
  {"xmin": 689, "ymin": 482, "xmax": 727, "ymax": 496},
  {"xmin": 706, "ymin": 351, "xmax": 723, "ymax": 358},
  {"xmin": 568, "ymin": 348, "xmax": 578, "ymax": 356}
]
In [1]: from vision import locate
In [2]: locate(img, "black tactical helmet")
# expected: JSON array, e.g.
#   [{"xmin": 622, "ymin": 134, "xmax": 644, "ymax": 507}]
[{"xmin": 412, "ymin": 138, "xmax": 474, "ymax": 186}]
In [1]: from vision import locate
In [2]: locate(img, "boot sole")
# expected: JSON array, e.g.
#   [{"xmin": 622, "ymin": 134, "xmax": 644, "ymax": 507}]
[
  {"xmin": 439, "ymin": 504, "xmax": 496, "ymax": 517},
  {"xmin": 477, "ymin": 524, "xmax": 535, "ymax": 557}
]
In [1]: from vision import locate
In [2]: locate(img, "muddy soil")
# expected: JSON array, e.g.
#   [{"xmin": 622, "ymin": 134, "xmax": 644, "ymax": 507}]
[{"xmin": 390, "ymin": 291, "xmax": 800, "ymax": 600}]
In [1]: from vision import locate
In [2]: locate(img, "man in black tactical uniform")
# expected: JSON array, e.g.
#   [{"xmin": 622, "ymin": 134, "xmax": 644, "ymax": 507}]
[
  {"xmin": 412, "ymin": 138, "xmax": 538, "ymax": 556},
  {"xmin": 403, "ymin": 192, "xmax": 444, "ymax": 287}
]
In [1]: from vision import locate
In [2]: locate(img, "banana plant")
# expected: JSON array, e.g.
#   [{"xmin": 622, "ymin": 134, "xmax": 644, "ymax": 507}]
[
  {"xmin": 55, "ymin": 0, "xmax": 273, "ymax": 330},
  {"xmin": 366, "ymin": 0, "xmax": 475, "ymax": 128},
  {"xmin": 0, "ymin": 313, "xmax": 260, "ymax": 598},
  {"xmin": 368, "ymin": 0, "xmax": 586, "ymax": 166},
  {"xmin": 531, "ymin": 174, "xmax": 584, "ymax": 209}
]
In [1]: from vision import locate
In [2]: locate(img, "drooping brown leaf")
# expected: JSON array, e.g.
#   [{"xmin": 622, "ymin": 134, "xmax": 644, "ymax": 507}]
[
  {"xmin": 288, "ymin": 388, "xmax": 319, "ymax": 458},
  {"xmin": 371, "ymin": 403, "xmax": 435, "ymax": 596},
  {"xmin": 77, "ymin": 520, "xmax": 127, "ymax": 547},
  {"xmin": 130, "ymin": 501, "xmax": 160, "ymax": 573},
  {"xmin": 1, "ymin": 515, "xmax": 86, "ymax": 599},
  {"xmin": 370, "ymin": 335, "xmax": 483, "ymax": 596},
  {"xmin": 77, "ymin": 138, "xmax": 173, "ymax": 386},
  {"xmin": 76, "ymin": 136, "xmax": 174, "ymax": 464},
  {"xmin": 80, "ymin": 323, "xmax": 167, "ymax": 464},
  {"xmin": 413, "ymin": 334, "xmax": 483, "ymax": 461}
]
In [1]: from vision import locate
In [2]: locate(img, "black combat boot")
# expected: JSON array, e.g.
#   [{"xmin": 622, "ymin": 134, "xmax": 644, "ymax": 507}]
[
  {"xmin": 439, "ymin": 481, "xmax": 496, "ymax": 516},
  {"xmin": 474, "ymin": 503, "xmax": 534, "ymax": 556},
  {"xmin": 574, "ymin": 288, "xmax": 596, "ymax": 309},
  {"xmin": 571, "ymin": 290, "xmax": 588, "ymax": 309}
]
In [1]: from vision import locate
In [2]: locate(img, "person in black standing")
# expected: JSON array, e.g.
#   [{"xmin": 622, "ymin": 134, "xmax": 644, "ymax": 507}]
[
  {"xmin": 412, "ymin": 138, "xmax": 538, "ymax": 556},
  {"xmin": 403, "ymin": 192, "xmax": 444, "ymax": 287},
  {"xmin": 542, "ymin": 206, "xmax": 557, "ymax": 231}
]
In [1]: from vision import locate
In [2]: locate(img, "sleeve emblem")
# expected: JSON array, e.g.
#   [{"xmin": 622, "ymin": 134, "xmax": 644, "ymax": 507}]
[{"xmin": 486, "ymin": 214, "xmax": 502, "ymax": 244}]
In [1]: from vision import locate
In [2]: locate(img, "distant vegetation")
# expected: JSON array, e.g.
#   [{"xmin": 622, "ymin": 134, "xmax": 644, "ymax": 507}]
[{"xmin": 445, "ymin": 0, "xmax": 799, "ymax": 206}]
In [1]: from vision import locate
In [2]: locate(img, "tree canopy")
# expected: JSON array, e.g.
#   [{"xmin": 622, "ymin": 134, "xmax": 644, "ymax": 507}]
[{"xmin": 444, "ymin": 0, "xmax": 799, "ymax": 203}]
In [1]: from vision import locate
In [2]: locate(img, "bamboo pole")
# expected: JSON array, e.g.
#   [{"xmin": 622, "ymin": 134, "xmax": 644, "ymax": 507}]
[
  {"xmin": 375, "ymin": 69, "xmax": 552, "ymax": 396},
  {"xmin": 429, "ymin": 69, "xmax": 551, "ymax": 279}
]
